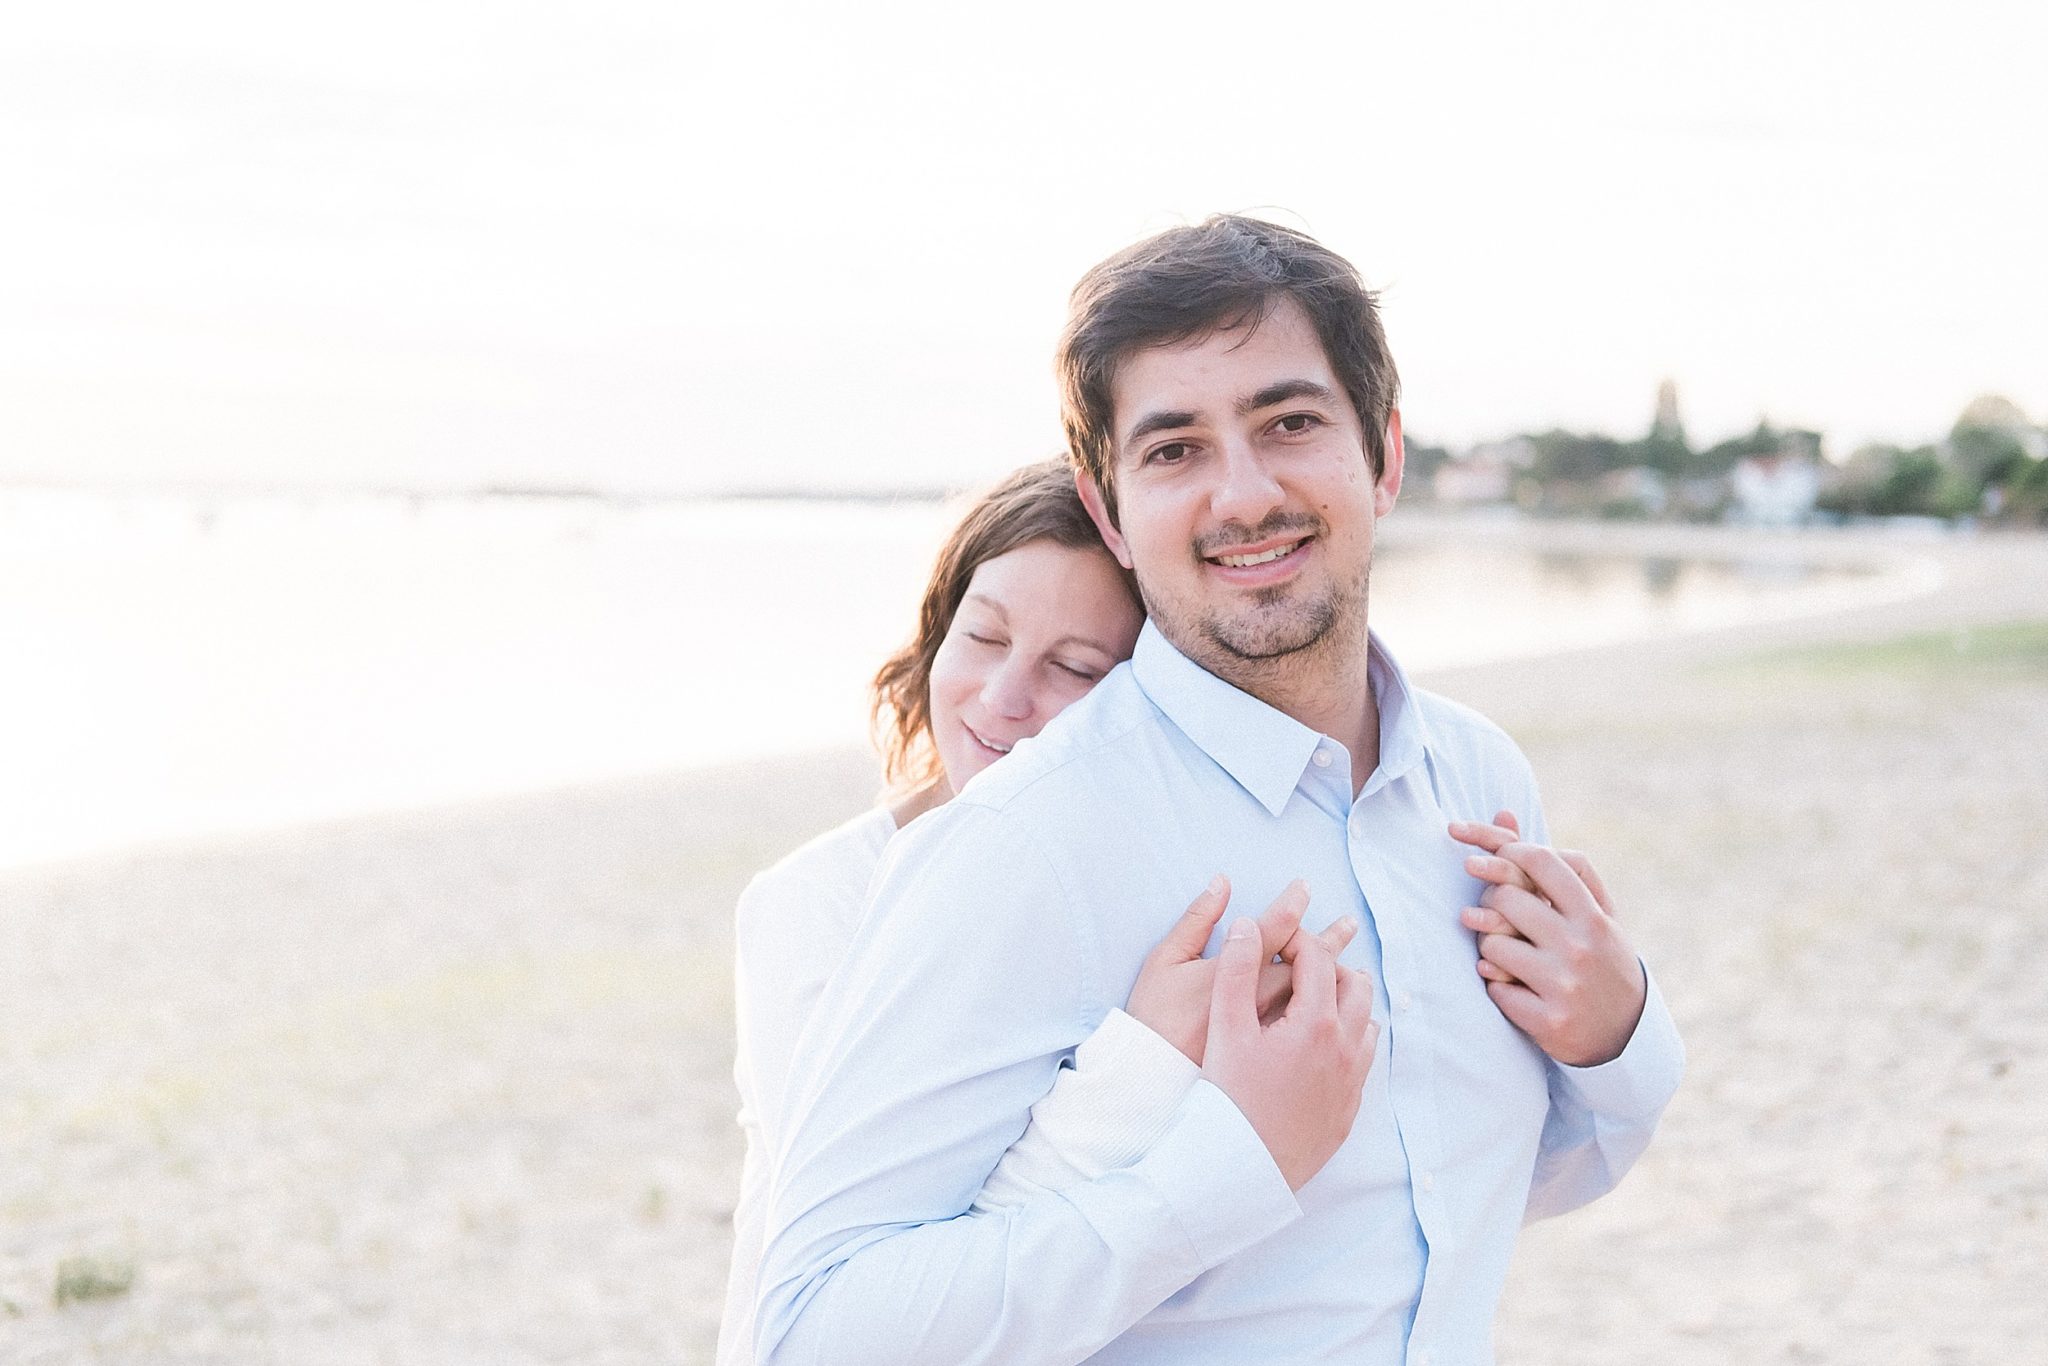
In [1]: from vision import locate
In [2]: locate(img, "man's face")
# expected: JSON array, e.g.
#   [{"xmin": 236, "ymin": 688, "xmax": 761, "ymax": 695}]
[{"xmin": 1078, "ymin": 296, "xmax": 1402, "ymax": 684}]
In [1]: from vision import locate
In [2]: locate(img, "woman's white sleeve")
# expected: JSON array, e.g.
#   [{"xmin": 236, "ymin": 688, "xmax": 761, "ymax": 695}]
[{"xmin": 971, "ymin": 1007, "xmax": 1201, "ymax": 1212}]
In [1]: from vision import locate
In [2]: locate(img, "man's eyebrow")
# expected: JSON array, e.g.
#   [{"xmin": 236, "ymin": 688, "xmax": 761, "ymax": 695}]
[
  {"xmin": 1121, "ymin": 408, "xmax": 1198, "ymax": 451},
  {"xmin": 1120, "ymin": 381, "xmax": 1339, "ymax": 455},
  {"xmin": 1239, "ymin": 379, "xmax": 1338, "ymax": 415}
]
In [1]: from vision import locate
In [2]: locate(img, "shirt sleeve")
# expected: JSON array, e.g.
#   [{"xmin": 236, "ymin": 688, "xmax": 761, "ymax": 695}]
[
  {"xmin": 722, "ymin": 838, "xmax": 877, "ymax": 1365},
  {"xmin": 1510, "ymin": 755, "xmax": 1686, "ymax": 1223},
  {"xmin": 971, "ymin": 1007, "xmax": 1202, "ymax": 1213},
  {"xmin": 1524, "ymin": 963, "xmax": 1685, "ymax": 1222},
  {"xmin": 754, "ymin": 803, "xmax": 1299, "ymax": 1366}
]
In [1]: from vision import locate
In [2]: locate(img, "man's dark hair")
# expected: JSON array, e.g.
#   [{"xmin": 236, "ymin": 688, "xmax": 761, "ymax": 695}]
[{"xmin": 1055, "ymin": 214, "xmax": 1399, "ymax": 524}]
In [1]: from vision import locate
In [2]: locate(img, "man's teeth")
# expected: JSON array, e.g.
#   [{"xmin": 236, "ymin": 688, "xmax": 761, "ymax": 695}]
[{"xmin": 1214, "ymin": 540, "xmax": 1303, "ymax": 568}]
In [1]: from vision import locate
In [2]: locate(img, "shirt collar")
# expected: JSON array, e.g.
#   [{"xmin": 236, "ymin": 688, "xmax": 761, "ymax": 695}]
[
  {"xmin": 1366, "ymin": 631, "xmax": 1433, "ymax": 793},
  {"xmin": 1128, "ymin": 621, "xmax": 1435, "ymax": 817}
]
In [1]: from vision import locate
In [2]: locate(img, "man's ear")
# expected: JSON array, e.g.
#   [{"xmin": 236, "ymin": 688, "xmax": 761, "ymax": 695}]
[
  {"xmin": 1074, "ymin": 468, "xmax": 1133, "ymax": 570},
  {"xmin": 1374, "ymin": 408, "xmax": 1406, "ymax": 517}
]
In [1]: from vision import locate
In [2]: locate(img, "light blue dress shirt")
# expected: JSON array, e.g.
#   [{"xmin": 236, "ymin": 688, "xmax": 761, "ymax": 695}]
[{"xmin": 757, "ymin": 624, "xmax": 1684, "ymax": 1366}]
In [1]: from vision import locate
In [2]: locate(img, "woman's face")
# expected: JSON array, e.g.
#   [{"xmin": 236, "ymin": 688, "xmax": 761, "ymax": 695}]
[{"xmin": 928, "ymin": 539, "xmax": 1144, "ymax": 795}]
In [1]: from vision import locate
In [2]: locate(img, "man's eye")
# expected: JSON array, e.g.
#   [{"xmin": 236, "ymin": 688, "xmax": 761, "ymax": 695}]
[
  {"xmin": 1275, "ymin": 413, "xmax": 1322, "ymax": 435},
  {"xmin": 1145, "ymin": 442, "xmax": 1194, "ymax": 466}
]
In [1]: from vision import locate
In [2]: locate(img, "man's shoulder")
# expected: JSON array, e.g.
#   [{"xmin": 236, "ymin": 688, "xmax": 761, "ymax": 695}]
[
  {"xmin": 951, "ymin": 665, "xmax": 1164, "ymax": 818},
  {"xmin": 1410, "ymin": 685, "xmax": 1533, "ymax": 775}
]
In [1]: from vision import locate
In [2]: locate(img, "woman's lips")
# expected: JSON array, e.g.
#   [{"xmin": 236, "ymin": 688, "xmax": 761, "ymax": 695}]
[{"xmin": 964, "ymin": 722, "xmax": 1014, "ymax": 757}]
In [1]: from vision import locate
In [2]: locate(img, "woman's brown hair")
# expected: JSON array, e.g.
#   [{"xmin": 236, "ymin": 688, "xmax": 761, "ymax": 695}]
[{"xmin": 870, "ymin": 459, "xmax": 1139, "ymax": 792}]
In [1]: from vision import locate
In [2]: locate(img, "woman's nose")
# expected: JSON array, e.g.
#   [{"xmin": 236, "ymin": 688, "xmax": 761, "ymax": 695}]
[{"xmin": 982, "ymin": 661, "xmax": 1037, "ymax": 721}]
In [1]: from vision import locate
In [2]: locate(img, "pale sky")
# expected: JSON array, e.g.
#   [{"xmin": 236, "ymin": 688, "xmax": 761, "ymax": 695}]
[{"xmin": 4, "ymin": 0, "xmax": 2042, "ymax": 495}]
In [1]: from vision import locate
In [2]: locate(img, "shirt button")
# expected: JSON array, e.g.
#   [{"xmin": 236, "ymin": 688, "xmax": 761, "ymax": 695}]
[
  {"xmin": 1419, "ymin": 1170, "xmax": 1436, "ymax": 1193},
  {"xmin": 1416, "ymin": 1351, "xmax": 1432, "ymax": 1366},
  {"xmin": 1312, "ymin": 748, "xmax": 1332, "ymax": 768},
  {"xmin": 1396, "ymin": 990, "xmax": 1413, "ymax": 1012}
]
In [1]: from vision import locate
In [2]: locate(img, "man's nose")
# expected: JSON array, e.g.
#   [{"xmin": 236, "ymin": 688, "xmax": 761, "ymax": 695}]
[{"xmin": 1210, "ymin": 438, "xmax": 1285, "ymax": 527}]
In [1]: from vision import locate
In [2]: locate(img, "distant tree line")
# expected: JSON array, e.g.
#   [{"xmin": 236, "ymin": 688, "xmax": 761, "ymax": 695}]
[
  {"xmin": 1823, "ymin": 422, "xmax": 2048, "ymax": 523},
  {"xmin": 1408, "ymin": 393, "xmax": 2048, "ymax": 527}
]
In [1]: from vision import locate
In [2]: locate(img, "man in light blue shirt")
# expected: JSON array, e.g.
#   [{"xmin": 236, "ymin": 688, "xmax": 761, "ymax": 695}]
[{"xmin": 757, "ymin": 216, "xmax": 1683, "ymax": 1365}]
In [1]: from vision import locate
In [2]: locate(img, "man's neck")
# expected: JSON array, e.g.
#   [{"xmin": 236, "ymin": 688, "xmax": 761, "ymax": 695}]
[{"xmin": 1213, "ymin": 620, "xmax": 1380, "ymax": 796}]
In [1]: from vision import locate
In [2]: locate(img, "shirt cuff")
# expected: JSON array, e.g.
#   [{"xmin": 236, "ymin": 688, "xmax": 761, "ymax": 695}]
[
  {"xmin": 1130, "ymin": 1077, "xmax": 1301, "ymax": 1269},
  {"xmin": 1024, "ymin": 1008, "xmax": 1202, "ymax": 1170},
  {"xmin": 1552, "ymin": 962, "xmax": 1685, "ymax": 1119}
]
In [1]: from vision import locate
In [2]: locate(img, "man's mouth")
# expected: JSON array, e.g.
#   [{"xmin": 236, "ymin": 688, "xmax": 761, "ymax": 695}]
[
  {"xmin": 1209, "ymin": 538, "xmax": 1308, "ymax": 568},
  {"xmin": 965, "ymin": 723, "xmax": 1013, "ymax": 756}
]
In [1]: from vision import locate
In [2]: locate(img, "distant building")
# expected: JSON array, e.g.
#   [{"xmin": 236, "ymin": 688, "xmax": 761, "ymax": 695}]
[
  {"xmin": 1433, "ymin": 454, "xmax": 1514, "ymax": 506},
  {"xmin": 1431, "ymin": 437, "xmax": 1534, "ymax": 506},
  {"xmin": 1467, "ymin": 436, "xmax": 1537, "ymax": 470},
  {"xmin": 1731, "ymin": 436, "xmax": 1821, "ymax": 526},
  {"xmin": 1672, "ymin": 476, "xmax": 1731, "ymax": 521},
  {"xmin": 1651, "ymin": 379, "xmax": 1685, "ymax": 446},
  {"xmin": 1598, "ymin": 466, "xmax": 1668, "ymax": 518}
]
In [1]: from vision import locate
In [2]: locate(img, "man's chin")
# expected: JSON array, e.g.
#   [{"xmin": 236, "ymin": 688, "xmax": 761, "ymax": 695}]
[{"xmin": 1199, "ymin": 604, "xmax": 1341, "ymax": 664}]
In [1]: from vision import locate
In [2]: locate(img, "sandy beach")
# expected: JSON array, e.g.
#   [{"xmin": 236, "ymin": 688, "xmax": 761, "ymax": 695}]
[{"xmin": 5, "ymin": 520, "xmax": 2044, "ymax": 1364}]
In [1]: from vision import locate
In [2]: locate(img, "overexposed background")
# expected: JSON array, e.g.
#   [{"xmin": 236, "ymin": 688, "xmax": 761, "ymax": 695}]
[
  {"xmin": 5, "ymin": 5, "xmax": 2045, "ymax": 1363},
  {"xmin": 6, "ymin": 0, "xmax": 2044, "ymax": 497}
]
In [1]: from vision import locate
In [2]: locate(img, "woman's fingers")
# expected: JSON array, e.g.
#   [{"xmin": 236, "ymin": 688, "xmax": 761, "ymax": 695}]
[
  {"xmin": 1462, "ymin": 851, "xmax": 1541, "ymax": 895},
  {"xmin": 1253, "ymin": 880, "xmax": 1310, "ymax": 960},
  {"xmin": 1447, "ymin": 809, "xmax": 1521, "ymax": 855},
  {"xmin": 1475, "ymin": 955, "xmax": 1519, "ymax": 984},
  {"xmin": 1448, "ymin": 818, "xmax": 1518, "ymax": 855},
  {"xmin": 1492, "ymin": 882, "xmax": 1570, "ymax": 944},
  {"xmin": 1259, "ymin": 911, "xmax": 1357, "ymax": 1020},
  {"xmin": 1489, "ymin": 843, "xmax": 1602, "ymax": 924},
  {"xmin": 1148, "ymin": 874, "xmax": 1231, "ymax": 966},
  {"xmin": 1318, "ymin": 916, "xmax": 1359, "ymax": 956},
  {"xmin": 1559, "ymin": 849, "xmax": 1618, "ymax": 920},
  {"xmin": 1476, "ymin": 929, "xmax": 1546, "ymax": 988},
  {"xmin": 1334, "ymin": 965, "xmax": 1379, "ymax": 1065},
  {"xmin": 1256, "ymin": 958, "xmax": 1292, "ymax": 1021},
  {"xmin": 1459, "ymin": 904, "xmax": 1516, "ymax": 938},
  {"xmin": 1282, "ymin": 932, "xmax": 1338, "ymax": 1022}
]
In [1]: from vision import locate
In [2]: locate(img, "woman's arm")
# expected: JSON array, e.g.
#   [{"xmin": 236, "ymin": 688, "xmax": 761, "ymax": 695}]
[
  {"xmin": 978, "ymin": 877, "xmax": 1360, "ymax": 1213},
  {"xmin": 720, "ymin": 814, "xmax": 890, "ymax": 1366}
]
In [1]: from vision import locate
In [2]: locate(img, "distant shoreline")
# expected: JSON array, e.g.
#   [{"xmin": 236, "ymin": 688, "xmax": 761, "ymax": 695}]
[
  {"xmin": 0, "ymin": 506, "xmax": 2012, "ymax": 876},
  {"xmin": 4, "ymin": 476, "xmax": 2041, "ymax": 529}
]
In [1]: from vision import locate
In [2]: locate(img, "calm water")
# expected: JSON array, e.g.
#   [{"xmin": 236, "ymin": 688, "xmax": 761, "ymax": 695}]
[{"xmin": 0, "ymin": 489, "xmax": 1919, "ymax": 869}]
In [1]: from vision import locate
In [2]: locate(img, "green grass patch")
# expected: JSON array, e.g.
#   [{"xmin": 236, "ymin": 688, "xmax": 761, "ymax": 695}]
[
  {"xmin": 54, "ymin": 1255, "xmax": 134, "ymax": 1306},
  {"xmin": 1714, "ymin": 620, "xmax": 2048, "ymax": 680}
]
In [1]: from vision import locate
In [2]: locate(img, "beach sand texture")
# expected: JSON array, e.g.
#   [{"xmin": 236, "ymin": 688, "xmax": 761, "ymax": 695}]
[{"xmin": 5, "ymin": 524, "xmax": 2044, "ymax": 1364}]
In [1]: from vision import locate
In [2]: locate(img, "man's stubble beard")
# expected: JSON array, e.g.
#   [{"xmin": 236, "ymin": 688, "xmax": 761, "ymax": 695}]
[{"xmin": 1136, "ymin": 551, "xmax": 1374, "ymax": 700}]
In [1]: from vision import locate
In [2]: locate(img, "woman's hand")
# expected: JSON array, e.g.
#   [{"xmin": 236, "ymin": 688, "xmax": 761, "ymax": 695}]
[
  {"xmin": 1449, "ymin": 811, "xmax": 1645, "ymax": 1067},
  {"xmin": 1125, "ymin": 876, "xmax": 1359, "ymax": 1065}
]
